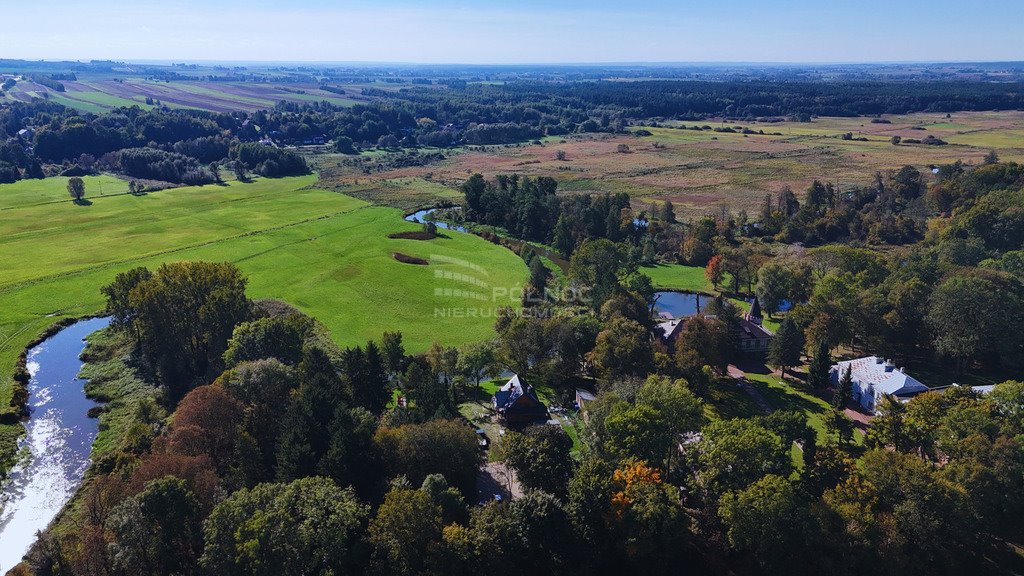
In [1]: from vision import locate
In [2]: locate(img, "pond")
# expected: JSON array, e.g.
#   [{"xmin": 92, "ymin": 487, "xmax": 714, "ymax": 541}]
[
  {"xmin": 404, "ymin": 206, "xmax": 467, "ymax": 232},
  {"xmin": 652, "ymin": 291, "xmax": 709, "ymax": 318},
  {"xmin": 653, "ymin": 291, "xmax": 794, "ymax": 319},
  {"xmin": 0, "ymin": 316, "xmax": 110, "ymax": 573}
]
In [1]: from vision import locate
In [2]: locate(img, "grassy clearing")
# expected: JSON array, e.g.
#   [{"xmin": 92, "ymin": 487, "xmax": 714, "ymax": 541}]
[
  {"xmin": 641, "ymin": 263, "xmax": 712, "ymax": 292},
  {"xmin": 322, "ymin": 175, "xmax": 463, "ymax": 211},
  {"xmin": 702, "ymin": 379, "xmax": 763, "ymax": 421},
  {"xmin": 742, "ymin": 371, "xmax": 855, "ymax": 445},
  {"xmin": 0, "ymin": 175, "xmax": 130, "ymax": 208},
  {"xmin": 0, "ymin": 175, "xmax": 528, "ymax": 419}
]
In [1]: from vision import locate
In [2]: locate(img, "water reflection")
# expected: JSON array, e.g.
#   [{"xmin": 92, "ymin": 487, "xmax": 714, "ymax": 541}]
[
  {"xmin": 0, "ymin": 317, "xmax": 110, "ymax": 573},
  {"xmin": 404, "ymin": 207, "xmax": 467, "ymax": 232},
  {"xmin": 652, "ymin": 291, "xmax": 708, "ymax": 318}
]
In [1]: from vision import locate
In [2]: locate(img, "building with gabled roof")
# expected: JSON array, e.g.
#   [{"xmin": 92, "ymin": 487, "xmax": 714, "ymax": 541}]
[
  {"xmin": 831, "ymin": 356, "xmax": 929, "ymax": 413},
  {"xmin": 492, "ymin": 374, "xmax": 548, "ymax": 424},
  {"xmin": 737, "ymin": 296, "xmax": 773, "ymax": 353},
  {"xmin": 654, "ymin": 295, "xmax": 773, "ymax": 354}
]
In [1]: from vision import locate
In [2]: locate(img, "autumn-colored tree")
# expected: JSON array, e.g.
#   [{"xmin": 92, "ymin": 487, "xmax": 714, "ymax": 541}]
[
  {"xmin": 166, "ymin": 384, "xmax": 244, "ymax": 472},
  {"xmin": 608, "ymin": 459, "xmax": 685, "ymax": 568},
  {"xmin": 128, "ymin": 452, "xmax": 222, "ymax": 514},
  {"xmin": 705, "ymin": 254, "xmax": 725, "ymax": 289}
]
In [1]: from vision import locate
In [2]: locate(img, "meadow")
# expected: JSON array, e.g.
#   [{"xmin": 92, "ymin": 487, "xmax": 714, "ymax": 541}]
[
  {"xmin": 319, "ymin": 111, "xmax": 1024, "ymax": 218},
  {"xmin": 0, "ymin": 175, "xmax": 528, "ymax": 460}
]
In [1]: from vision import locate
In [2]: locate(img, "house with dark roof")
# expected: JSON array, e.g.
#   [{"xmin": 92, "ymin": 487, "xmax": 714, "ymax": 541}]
[
  {"xmin": 831, "ymin": 356, "xmax": 929, "ymax": 413},
  {"xmin": 492, "ymin": 374, "xmax": 548, "ymax": 424},
  {"xmin": 737, "ymin": 296, "xmax": 773, "ymax": 354}
]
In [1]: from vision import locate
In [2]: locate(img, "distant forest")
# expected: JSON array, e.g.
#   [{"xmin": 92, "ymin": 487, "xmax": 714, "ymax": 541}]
[{"xmin": 2, "ymin": 77, "xmax": 1024, "ymax": 183}]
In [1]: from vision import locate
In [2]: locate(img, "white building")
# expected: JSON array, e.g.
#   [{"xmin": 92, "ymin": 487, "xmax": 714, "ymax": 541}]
[{"xmin": 831, "ymin": 356, "xmax": 929, "ymax": 413}]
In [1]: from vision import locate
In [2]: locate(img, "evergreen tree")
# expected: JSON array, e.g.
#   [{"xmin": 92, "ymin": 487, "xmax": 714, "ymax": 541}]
[
  {"xmin": 767, "ymin": 317, "xmax": 804, "ymax": 379},
  {"xmin": 659, "ymin": 200, "xmax": 676, "ymax": 223},
  {"xmin": 381, "ymin": 331, "xmax": 406, "ymax": 378},
  {"xmin": 362, "ymin": 340, "xmax": 390, "ymax": 413},
  {"xmin": 275, "ymin": 400, "xmax": 317, "ymax": 481},
  {"xmin": 831, "ymin": 365, "xmax": 853, "ymax": 412},
  {"xmin": 553, "ymin": 215, "xmax": 574, "ymax": 257},
  {"xmin": 808, "ymin": 339, "xmax": 831, "ymax": 389},
  {"xmin": 604, "ymin": 207, "xmax": 620, "ymax": 242},
  {"xmin": 528, "ymin": 257, "xmax": 550, "ymax": 294}
]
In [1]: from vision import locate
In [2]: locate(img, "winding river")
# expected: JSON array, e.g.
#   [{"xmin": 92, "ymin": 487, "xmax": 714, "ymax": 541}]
[
  {"xmin": 0, "ymin": 317, "xmax": 110, "ymax": 573},
  {"xmin": 404, "ymin": 206, "xmax": 467, "ymax": 232}
]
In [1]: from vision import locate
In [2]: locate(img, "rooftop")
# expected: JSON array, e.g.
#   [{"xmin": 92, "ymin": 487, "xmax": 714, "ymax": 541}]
[{"xmin": 834, "ymin": 356, "xmax": 929, "ymax": 396}]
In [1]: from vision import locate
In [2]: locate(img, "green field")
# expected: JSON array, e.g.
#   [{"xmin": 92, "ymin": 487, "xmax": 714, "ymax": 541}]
[
  {"xmin": 0, "ymin": 175, "xmax": 529, "ymax": 457},
  {"xmin": 640, "ymin": 263, "xmax": 713, "ymax": 292}
]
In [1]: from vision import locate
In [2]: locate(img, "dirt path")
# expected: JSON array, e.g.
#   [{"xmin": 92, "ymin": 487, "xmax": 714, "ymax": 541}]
[{"xmin": 478, "ymin": 462, "xmax": 522, "ymax": 503}]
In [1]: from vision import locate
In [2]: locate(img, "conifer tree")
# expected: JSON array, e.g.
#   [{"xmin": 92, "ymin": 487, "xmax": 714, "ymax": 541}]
[
  {"xmin": 768, "ymin": 317, "xmax": 804, "ymax": 379},
  {"xmin": 831, "ymin": 365, "xmax": 853, "ymax": 412},
  {"xmin": 808, "ymin": 339, "xmax": 831, "ymax": 389}
]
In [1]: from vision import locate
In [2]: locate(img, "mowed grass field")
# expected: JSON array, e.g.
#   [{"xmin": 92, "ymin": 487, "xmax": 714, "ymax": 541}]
[
  {"xmin": 0, "ymin": 175, "xmax": 528, "ymax": 416},
  {"xmin": 320, "ymin": 111, "xmax": 1024, "ymax": 217}
]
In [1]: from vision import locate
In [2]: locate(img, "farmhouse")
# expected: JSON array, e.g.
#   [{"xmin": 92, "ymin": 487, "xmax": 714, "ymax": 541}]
[
  {"xmin": 492, "ymin": 374, "xmax": 548, "ymax": 424},
  {"xmin": 831, "ymin": 356, "xmax": 929, "ymax": 413}
]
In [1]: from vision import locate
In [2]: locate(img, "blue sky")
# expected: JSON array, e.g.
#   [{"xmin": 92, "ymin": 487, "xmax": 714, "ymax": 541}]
[{"xmin": 5, "ymin": 0, "xmax": 1021, "ymax": 63}]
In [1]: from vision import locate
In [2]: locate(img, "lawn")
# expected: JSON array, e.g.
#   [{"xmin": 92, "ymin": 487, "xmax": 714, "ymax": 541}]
[
  {"xmin": 742, "ymin": 370, "xmax": 863, "ymax": 448},
  {"xmin": 641, "ymin": 263, "xmax": 713, "ymax": 293},
  {"xmin": 702, "ymin": 379, "xmax": 763, "ymax": 421},
  {"xmin": 0, "ymin": 175, "xmax": 529, "ymax": 464}
]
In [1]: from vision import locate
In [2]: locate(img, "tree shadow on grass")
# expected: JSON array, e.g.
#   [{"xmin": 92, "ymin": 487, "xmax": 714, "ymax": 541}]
[{"xmin": 72, "ymin": 198, "xmax": 93, "ymax": 206}]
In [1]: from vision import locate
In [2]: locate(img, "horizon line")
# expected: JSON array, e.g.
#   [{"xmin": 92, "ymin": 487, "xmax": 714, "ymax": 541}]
[{"xmin": 3, "ymin": 57, "xmax": 1024, "ymax": 68}]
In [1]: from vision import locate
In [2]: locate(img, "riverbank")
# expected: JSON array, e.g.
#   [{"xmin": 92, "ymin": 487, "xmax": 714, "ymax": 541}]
[
  {"xmin": 0, "ymin": 175, "xmax": 529, "ymax": 482},
  {"xmin": 0, "ymin": 318, "xmax": 110, "ymax": 572},
  {"xmin": 1, "ymin": 315, "xmax": 110, "ymax": 484},
  {"xmin": 0, "ymin": 324, "xmax": 163, "ymax": 573}
]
